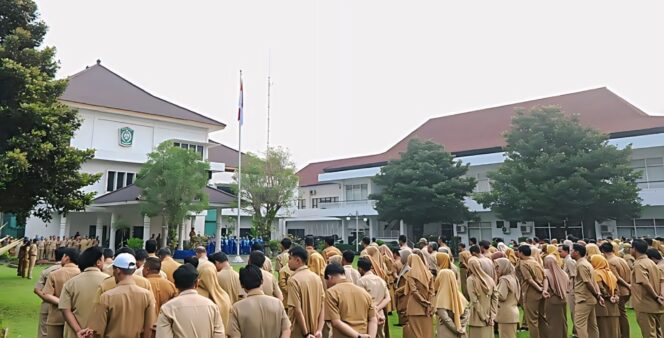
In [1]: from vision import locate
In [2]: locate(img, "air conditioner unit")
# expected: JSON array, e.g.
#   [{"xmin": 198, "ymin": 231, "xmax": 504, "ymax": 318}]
[
  {"xmin": 502, "ymin": 226, "xmax": 511, "ymax": 234},
  {"xmin": 520, "ymin": 225, "xmax": 532, "ymax": 234},
  {"xmin": 456, "ymin": 225, "xmax": 466, "ymax": 234},
  {"xmin": 309, "ymin": 190, "xmax": 317, "ymax": 195}
]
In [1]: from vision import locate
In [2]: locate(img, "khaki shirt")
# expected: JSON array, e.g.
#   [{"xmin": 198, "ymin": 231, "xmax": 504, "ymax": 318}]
[
  {"xmin": 287, "ymin": 266, "xmax": 325, "ymax": 337},
  {"xmin": 607, "ymin": 255, "xmax": 631, "ymax": 297},
  {"xmin": 59, "ymin": 267, "xmax": 108, "ymax": 338},
  {"xmin": 161, "ymin": 256, "xmax": 182, "ymax": 284},
  {"xmin": 146, "ymin": 274, "xmax": 178, "ymax": 316},
  {"xmin": 323, "ymin": 246, "xmax": 343, "ymax": 261},
  {"xmin": 306, "ymin": 247, "xmax": 327, "ymax": 278},
  {"xmin": 43, "ymin": 263, "xmax": 81, "ymax": 325},
  {"xmin": 519, "ymin": 258, "xmax": 544, "ymax": 301},
  {"xmin": 29, "ymin": 243, "xmax": 38, "ymax": 256},
  {"xmin": 357, "ymin": 271, "xmax": 389, "ymax": 320},
  {"xmin": 278, "ymin": 266, "xmax": 292, "ymax": 308},
  {"xmin": 344, "ymin": 265, "xmax": 362, "ymax": 285},
  {"xmin": 261, "ymin": 269, "xmax": 283, "ymax": 299},
  {"xmin": 156, "ymin": 289, "xmax": 225, "ymax": 338},
  {"xmin": 97, "ymin": 274, "xmax": 153, "ymax": 300},
  {"xmin": 89, "ymin": 278, "xmax": 156, "ymax": 338},
  {"xmin": 217, "ymin": 266, "xmax": 245, "ymax": 304},
  {"xmin": 563, "ymin": 255, "xmax": 577, "ymax": 294},
  {"xmin": 228, "ymin": 289, "xmax": 291, "ymax": 338},
  {"xmin": 574, "ymin": 257, "xmax": 598, "ymax": 305},
  {"xmin": 275, "ymin": 251, "xmax": 290, "ymax": 272},
  {"xmin": 134, "ymin": 267, "xmax": 167, "ymax": 279},
  {"xmin": 263, "ymin": 258, "xmax": 273, "ymax": 273},
  {"xmin": 631, "ymin": 255, "xmax": 664, "ymax": 314},
  {"xmin": 36, "ymin": 263, "xmax": 61, "ymax": 315},
  {"xmin": 325, "ymin": 280, "xmax": 376, "ymax": 338}
]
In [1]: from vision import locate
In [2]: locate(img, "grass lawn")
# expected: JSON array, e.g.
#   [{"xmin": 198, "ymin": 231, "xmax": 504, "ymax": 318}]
[{"xmin": 0, "ymin": 263, "xmax": 643, "ymax": 338}]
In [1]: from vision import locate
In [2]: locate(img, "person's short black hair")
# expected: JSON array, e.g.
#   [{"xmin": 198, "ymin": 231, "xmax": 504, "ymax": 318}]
[
  {"xmin": 391, "ymin": 247, "xmax": 400, "ymax": 256},
  {"xmin": 144, "ymin": 257, "xmax": 161, "ymax": 272},
  {"xmin": 325, "ymin": 236, "xmax": 335, "ymax": 246},
  {"xmin": 599, "ymin": 242, "xmax": 614, "ymax": 254},
  {"xmin": 249, "ymin": 251, "xmax": 266, "ymax": 268},
  {"xmin": 63, "ymin": 248, "xmax": 80, "ymax": 265},
  {"xmin": 362, "ymin": 237, "xmax": 371, "ymax": 245},
  {"xmin": 281, "ymin": 238, "xmax": 292, "ymax": 250},
  {"xmin": 157, "ymin": 248, "xmax": 172, "ymax": 259},
  {"xmin": 357, "ymin": 257, "xmax": 372, "ymax": 272},
  {"xmin": 251, "ymin": 242, "xmax": 263, "ymax": 252},
  {"xmin": 469, "ymin": 245, "xmax": 480, "ymax": 255},
  {"xmin": 209, "ymin": 252, "xmax": 229, "ymax": 264},
  {"xmin": 633, "ymin": 239, "xmax": 648, "ymax": 254},
  {"xmin": 134, "ymin": 249, "xmax": 149, "ymax": 262},
  {"xmin": 173, "ymin": 263, "xmax": 199, "ymax": 289},
  {"xmin": 183, "ymin": 256, "xmax": 199, "ymax": 268},
  {"xmin": 562, "ymin": 245, "xmax": 571, "ymax": 253},
  {"xmin": 458, "ymin": 243, "xmax": 466, "ymax": 249},
  {"xmin": 533, "ymin": 237, "xmax": 540, "ymax": 243},
  {"xmin": 398, "ymin": 235, "xmax": 407, "ymax": 243},
  {"xmin": 342, "ymin": 250, "xmax": 355, "ymax": 264},
  {"xmin": 324, "ymin": 263, "xmax": 345, "ymax": 280},
  {"xmin": 573, "ymin": 243, "xmax": 586, "ymax": 257},
  {"xmin": 79, "ymin": 246, "xmax": 103, "ymax": 270},
  {"xmin": 469, "ymin": 237, "xmax": 477, "ymax": 245},
  {"xmin": 103, "ymin": 248, "xmax": 114, "ymax": 260},
  {"xmin": 647, "ymin": 248, "xmax": 663, "ymax": 261},
  {"xmin": 239, "ymin": 265, "xmax": 263, "ymax": 290},
  {"xmin": 54, "ymin": 247, "xmax": 66, "ymax": 262},
  {"xmin": 479, "ymin": 240, "xmax": 490, "ymax": 250},
  {"xmin": 145, "ymin": 240, "xmax": 157, "ymax": 254},
  {"xmin": 644, "ymin": 238, "xmax": 653, "ymax": 246},
  {"xmin": 304, "ymin": 236, "xmax": 315, "ymax": 247},
  {"xmin": 588, "ymin": 239, "xmax": 597, "ymax": 244},
  {"xmin": 289, "ymin": 246, "xmax": 308, "ymax": 264},
  {"xmin": 517, "ymin": 245, "xmax": 531, "ymax": 256},
  {"xmin": 495, "ymin": 237, "xmax": 504, "ymax": 243},
  {"xmin": 115, "ymin": 247, "xmax": 135, "ymax": 258}
]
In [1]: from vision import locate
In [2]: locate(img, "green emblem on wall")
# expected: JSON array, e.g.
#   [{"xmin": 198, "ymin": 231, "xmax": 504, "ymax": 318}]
[{"xmin": 119, "ymin": 127, "xmax": 134, "ymax": 147}]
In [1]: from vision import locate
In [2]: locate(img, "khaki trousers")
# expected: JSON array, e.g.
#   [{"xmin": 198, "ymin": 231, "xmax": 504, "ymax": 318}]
[
  {"xmin": 498, "ymin": 323, "xmax": 517, "ymax": 338},
  {"xmin": 636, "ymin": 311, "xmax": 661, "ymax": 338},
  {"xmin": 46, "ymin": 325, "xmax": 64, "ymax": 338},
  {"xmin": 26, "ymin": 256, "xmax": 36, "ymax": 278},
  {"xmin": 524, "ymin": 298, "xmax": 548, "ymax": 338},
  {"xmin": 567, "ymin": 292, "xmax": 577, "ymax": 335},
  {"xmin": 618, "ymin": 296, "xmax": 630, "ymax": 338},
  {"xmin": 38, "ymin": 303, "xmax": 49, "ymax": 338},
  {"xmin": 574, "ymin": 302, "xmax": 599, "ymax": 338}
]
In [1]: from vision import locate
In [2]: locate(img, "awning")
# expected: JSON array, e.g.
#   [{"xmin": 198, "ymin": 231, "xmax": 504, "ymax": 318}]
[{"xmin": 91, "ymin": 184, "xmax": 235, "ymax": 207}]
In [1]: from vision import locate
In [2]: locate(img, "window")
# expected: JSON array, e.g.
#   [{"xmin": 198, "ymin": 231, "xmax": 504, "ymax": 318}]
[
  {"xmin": 297, "ymin": 199, "xmax": 306, "ymax": 209},
  {"xmin": 345, "ymin": 184, "xmax": 368, "ymax": 201},
  {"xmin": 467, "ymin": 222, "xmax": 492, "ymax": 241},
  {"xmin": 631, "ymin": 158, "xmax": 664, "ymax": 189},
  {"xmin": 106, "ymin": 171, "xmax": 136, "ymax": 192},
  {"xmin": 173, "ymin": 142, "xmax": 204, "ymax": 159},
  {"xmin": 472, "ymin": 172, "xmax": 491, "ymax": 192},
  {"xmin": 312, "ymin": 197, "xmax": 339, "ymax": 208}
]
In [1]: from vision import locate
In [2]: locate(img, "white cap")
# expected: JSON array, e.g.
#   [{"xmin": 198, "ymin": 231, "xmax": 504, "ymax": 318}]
[{"xmin": 113, "ymin": 253, "xmax": 137, "ymax": 269}]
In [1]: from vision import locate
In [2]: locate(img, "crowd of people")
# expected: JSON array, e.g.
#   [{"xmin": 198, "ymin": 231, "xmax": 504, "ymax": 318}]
[{"xmin": 19, "ymin": 231, "xmax": 664, "ymax": 338}]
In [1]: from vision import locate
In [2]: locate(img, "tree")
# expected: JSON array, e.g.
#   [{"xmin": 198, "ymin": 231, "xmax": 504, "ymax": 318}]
[
  {"xmin": 476, "ymin": 106, "xmax": 642, "ymax": 238},
  {"xmin": 136, "ymin": 142, "xmax": 210, "ymax": 248},
  {"xmin": 232, "ymin": 147, "xmax": 298, "ymax": 240},
  {"xmin": 0, "ymin": 0, "xmax": 99, "ymax": 223},
  {"xmin": 371, "ymin": 139, "xmax": 477, "ymax": 238}
]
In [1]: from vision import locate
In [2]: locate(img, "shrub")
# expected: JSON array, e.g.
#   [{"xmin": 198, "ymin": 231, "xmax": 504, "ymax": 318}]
[{"xmin": 126, "ymin": 237, "xmax": 144, "ymax": 250}]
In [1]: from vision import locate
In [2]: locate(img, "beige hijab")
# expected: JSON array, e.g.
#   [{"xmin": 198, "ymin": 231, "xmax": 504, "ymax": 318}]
[
  {"xmin": 434, "ymin": 269, "xmax": 468, "ymax": 330},
  {"xmin": 544, "ymin": 255, "xmax": 569, "ymax": 299},
  {"xmin": 467, "ymin": 257, "xmax": 496, "ymax": 295},
  {"xmin": 366, "ymin": 246, "xmax": 387, "ymax": 280},
  {"xmin": 405, "ymin": 254, "xmax": 432, "ymax": 292},
  {"xmin": 495, "ymin": 257, "xmax": 520, "ymax": 301}
]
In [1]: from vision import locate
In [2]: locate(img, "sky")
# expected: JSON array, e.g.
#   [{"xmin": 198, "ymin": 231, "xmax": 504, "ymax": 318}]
[{"xmin": 35, "ymin": 1, "xmax": 664, "ymax": 169}]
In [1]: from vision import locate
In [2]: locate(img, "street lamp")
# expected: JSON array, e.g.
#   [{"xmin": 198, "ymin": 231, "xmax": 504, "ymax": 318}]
[{"xmin": 346, "ymin": 211, "xmax": 368, "ymax": 252}]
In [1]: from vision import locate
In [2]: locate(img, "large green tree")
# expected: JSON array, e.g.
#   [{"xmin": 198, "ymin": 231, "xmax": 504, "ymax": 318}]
[
  {"xmin": 371, "ymin": 139, "xmax": 477, "ymax": 237},
  {"xmin": 476, "ymin": 106, "xmax": 642, "ymax": 238},
  {"xmin": 136, "ymin": 142, "xmax": 210, "ymax": 248},
  {"xmin": 232, "ymin": 147, "xmax": 298, "ymax": 240},
  {"xmin": 0, "ymin": 0, "xmax": 99, "ymax": 223}
]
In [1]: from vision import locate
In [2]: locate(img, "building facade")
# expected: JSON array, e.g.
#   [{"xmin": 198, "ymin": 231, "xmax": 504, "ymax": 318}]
[{"xmin": 290, "ymin": 88, "xmax": 664, "ymax": 244}]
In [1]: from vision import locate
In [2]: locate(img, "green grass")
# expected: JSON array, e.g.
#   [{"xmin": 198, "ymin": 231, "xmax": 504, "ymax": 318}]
[{"xmin": 0, "ymin": 263, "xmax": 643, "ymax": 338}]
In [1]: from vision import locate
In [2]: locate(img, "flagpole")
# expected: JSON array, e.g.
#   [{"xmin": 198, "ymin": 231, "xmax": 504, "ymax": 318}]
[{"xmin": 233, "ymin": 70, "xmax": 244, "ymax": 263}]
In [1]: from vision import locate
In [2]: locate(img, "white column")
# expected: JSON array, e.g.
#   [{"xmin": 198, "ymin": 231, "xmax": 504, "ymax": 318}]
[
  {"xmin": 95, "ymin": 214, "xmax": 103, "ymax": 241},
  {"xmin": 178, "ymin": 221, "xmax": 184, "ymax": 250},
  {"xmin": 400, "ymin": 219, "xmax": 405, "ymax": 235},
  {"xmin": 59, "ymin": 214, "xmax": 67, "ymax": 238},
  {"xmin": 143, "ymin": 215, "xmax": 151, "ymax": 245},
  {"xmin": 215, "ymin": 208, "xmax": 222, "ymax": 252},
  {"xmin": 341, "ymin": 219, "xmax": 345, "ymax": 243},
  {"xmin": 109, "ymin": 213, "xmax": 116, "ymax": 250},
  {"xmin": 369, "ymin": 218, "xmax": 373, "ymax": 241}
]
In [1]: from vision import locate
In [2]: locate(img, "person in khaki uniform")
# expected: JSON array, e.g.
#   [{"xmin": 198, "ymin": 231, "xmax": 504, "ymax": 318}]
[
  {"xmin": 275, "ymin": 238, "xmax": 291, "ymax": 272},
  {"xmin": 59, "ymin": 247, "xmax": 109, "ymax": 338},
  {"xmin": 631, "ymin": 239, "xmax": 664, "ymax": 338},
  {"xmin": 85, "ymin": 253, "xmax": 157, "ymax": 338},
  {"xmin": 48, "ymin": 237, "xmax": 57, "ymax": 261},
  {"xmin": 305, "ymin": 236, "xmax": 327, "ymax": 279},
  {"xmin": 517, "ymin": 245, "xmax": 548, "ymax": 338},
  {"xmin": 142, "ymin": 257, "xmax": 178, "ymax": 317},
  {"xmin": 156, "ymin": 263, "xmax": 225, "ymax": 338},
  {"xmin": 357, "ymin": 257, "xmax": 391, "ymax": 338},
  {"xmin": 249, "ymin": 251, "xmax": 283, "ymax": 301},
  {"xmin": 495, "ymin": 258, "xmax": 520, "ymax": 338},
  {"xmin": 544, "ymin": 255, "xmax": 569, "ymax": 338},
  {"xmin": 197, "ymin": 253, "xmax": 232, "ymax": 330},
  {"xmin": 17, "ymin": 239, "xmax": 28, "ymax": 277},
  {"xmin": 34, "ymin": 247, "xmax": 64, "ymax": 338},
  {"xmin": 324, "ymin": 263, "xmax": 378, "ymax": 338},
  {"xmin": 25, "ymin": 238, "xmax": 38, "ymax": 279},
  {"xmin": 278, "ymin": 264, "xmax": 292, "ymax": 308},
  {"xmin": 591, "ymin": 255, "xmax": 620, "ymax": 338},
  {"xmin": 287, "ymin": 246, "xmax": 326, "ymax": 338},
  {"xmin": 42, "ymin": 248, "xmax": 81, "ymax": 338},
  {"xmin": 97, "ymin": 248, "xmax": 154, "ymax": 296},
  {"xmin": 37, "ymin": 237, "xmax": 45, "ymax": 261},
  {"xmin": 227, "ymin": 265, "xmax": 291, "ymax": 338},
  {"xmin": 322, "ymin": 236, "xmax": 343, "ymax": 260},
  {"xmin": 209, "ymin": 252, "xmax": 245, "ymax": 304},
  {"xmin": 434, "ymin": 269, "xmax": 469, "ymax": 338},
  {"xmin": 342, "ymin": 251, "xmax": 362, "ymax": 285},
  {"xmin": 467, "ymin": 257, "xmax": 498, "ymax": 338},
  {"xmin": 395, "ymin": 249, "xmax": 412, "ymax": 327},
  {"xmin": 560, "ymin": 243, "xmax": 578, "ymax": 336},
  {"xmin": 157, "ymin": 248, "xmax": 181, "ymax": 284},
  {"xmin": 601, "ymin": 242, "xmax": 631, "ymax": 338},
  {"xmin": 572, "ymin": 243, "xmax": 602, "ymax": 338}
]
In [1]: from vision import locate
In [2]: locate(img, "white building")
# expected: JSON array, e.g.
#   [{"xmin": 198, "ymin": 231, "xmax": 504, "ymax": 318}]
[
  {"xmin": 24, "ymin": 60, "xmax": 238, "ymax": 248},
  {"xmin": 290, "ymin": 88, "xmax": 664, "ymax": 244}
]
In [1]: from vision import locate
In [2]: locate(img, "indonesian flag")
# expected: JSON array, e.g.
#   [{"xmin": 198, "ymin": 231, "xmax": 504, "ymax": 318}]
[{"xmin": 238, "ymin": 74, "xmax": 244, "ymax": 126}]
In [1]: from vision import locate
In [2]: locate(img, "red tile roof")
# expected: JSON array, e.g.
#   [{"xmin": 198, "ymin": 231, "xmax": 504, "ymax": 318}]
[{"xmin": 297, "ymin": 88, "xmax": 664, "ymax": 186}]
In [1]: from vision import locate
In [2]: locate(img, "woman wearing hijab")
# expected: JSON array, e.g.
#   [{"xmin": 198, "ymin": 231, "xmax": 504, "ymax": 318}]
[
  {"xmin": 586, "ymin": 243, "xmax": 601, "ymax": 258},
  {"xmin": 466, "ymin": 257, "xmax": 497, "ymax": 338},
  {"xmin": 543, "ymin": 255, "xmax": 569, "ymax": 338},
  {"xmin": 495, "ymin": 258, "xmax": 520, "ymax": 338},
  {"xmin": 491, "ymin": 251, "xmax": 506, "ymax": 261},
  {"xmin": 366, "ymin": 246, "xmax": 388, "ymax": 280},
  {"xmin": 379, "ymin": 244, "xmax": 397, "ymax": 313},
  {"xmin": 403, "ymin": 254, "xmax": 434, "ymax": 338},
  {"xmin": 505, "ymin": 248, "xmax": 519, "ymax": 266},
  {"xmin": 434, "ymin": 269, "xmax": 469, "ymax": 337},
  {"xmin": 497, "ymin": 242, "xmax": 509, "ymax": 253},
  {"xmin": 459, "ymin": 251, "xmax": 472, "ymax": 300},
  {"xmin": 591, "ymin": 255, "xmax": 620, "ymax": 338},
  {"xmin": 546, "ymin": 244, "xmax": 564, "ymax": 268},
  {"xmin": 436, "ymin": 252, "xmax": 460, "ymax": 285},
  {"xmin": 395, "ymin": 249, "xmax": 412, "ymax": 326}
]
